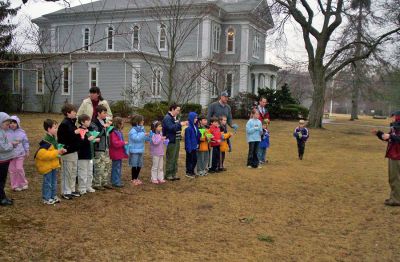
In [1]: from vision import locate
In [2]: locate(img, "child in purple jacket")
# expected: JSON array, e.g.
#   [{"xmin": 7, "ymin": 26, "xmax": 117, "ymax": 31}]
[
  {"xmin": 7, "ymin": 116, "xmax": 29, "ymax": 191},
  {"xmin": 150, "ymin": 121, "xmax": 168, "ymax": 184}
]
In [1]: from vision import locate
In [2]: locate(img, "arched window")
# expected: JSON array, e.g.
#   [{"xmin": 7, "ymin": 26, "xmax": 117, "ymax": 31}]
[
  {"xmin": 226, "ymin": 27, "xmax": 235, "ymax": 53},
  {"xmin": 132, "ymin": 25, "xmax": 140, "ymax": 50},
  {"xmin": 107, "ymin": 26, "xmax": 114, "ymax": 50},
  {"xmin": 159, "ymin": 24, "xmax": 167, "ymax": 51},
  {"xmin": 83, "ymin": 28, "xmax": 90, "ymax": 51}
]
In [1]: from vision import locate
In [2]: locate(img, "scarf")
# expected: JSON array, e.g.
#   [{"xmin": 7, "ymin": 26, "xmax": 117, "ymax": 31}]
[{"xmin": 44, "ymin": 134, "xmax": 58, "ymax": 148}]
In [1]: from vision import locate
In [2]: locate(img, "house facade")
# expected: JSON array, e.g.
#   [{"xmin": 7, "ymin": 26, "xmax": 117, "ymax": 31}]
[{"xmin": 12, "ymin": 0, "xmax": 279, "ymax": 112}]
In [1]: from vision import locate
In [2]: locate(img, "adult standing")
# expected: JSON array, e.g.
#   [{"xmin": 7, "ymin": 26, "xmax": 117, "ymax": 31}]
[
  {"xmin": 77, "ymin": 86, "xmax": 113, "ymax": 121},
  {"xmin": 256, "ymin": 97, "xmax": 270, "ymax": 123},
  {"xmin": 162, "ymin": 104, "xmax": 187, "ymax": 181},
  {"xmin": 207, "ymin": 91, "xmax": 238, "ymax": 131}
]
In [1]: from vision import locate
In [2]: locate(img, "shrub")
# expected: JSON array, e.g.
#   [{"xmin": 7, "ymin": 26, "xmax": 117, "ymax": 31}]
[
  {"xmin": 284, "ymin": 104, "xmax": 309, "ymax": 119},
  {"xmin": 227, "ymin": 92, "xmax": 258, "ymax": 119},
  {"xmin": 110, "ymin": 100, "xmax": 135, "ymax": 118}
]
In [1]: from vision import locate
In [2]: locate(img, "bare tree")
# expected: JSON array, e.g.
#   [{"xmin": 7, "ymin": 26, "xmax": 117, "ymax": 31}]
[{"xmin": 269, "ymin": 0, "xmax": 400, "ymax": 127}]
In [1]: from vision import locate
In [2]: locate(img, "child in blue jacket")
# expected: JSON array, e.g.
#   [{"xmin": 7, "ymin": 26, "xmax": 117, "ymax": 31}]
[
  {"xmin": 258, "ymin": 119, "xmax": 270, "ymax": 164},
  {"xmin": 246, "ymin": 109, "xmax": 262, "ymax": 168},
  {"xmin": 128, "ymin": 115, "xmax": 149, "ymax": 186},
  {"xmin": 293, "ymin": 119, "xmax": 309, "ymax": 160},
  {"xmin": 184, "ymin": 112, "xmax": 200, "ymax": 178}
]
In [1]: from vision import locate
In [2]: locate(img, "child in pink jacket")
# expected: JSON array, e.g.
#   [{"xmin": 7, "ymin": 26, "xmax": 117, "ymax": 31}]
[
  {"xmin": 150, "ymin": 121, "xmax": 168, "ymax": 184},
  {"xmin": 6, "ymin": 116, "xmax": 29, "ymax": 191},
  {"xmin": 109, "ymin": 117, "xmax": 128, "ymax": 187}
]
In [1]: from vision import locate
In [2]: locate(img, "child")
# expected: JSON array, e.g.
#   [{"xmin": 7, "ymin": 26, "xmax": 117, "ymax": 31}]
[
  {"xmin": 184, "ymin": 112, "xmax": 200, "ymax": 178},
  {"xmin": 293, "ymin": 119, "xmax": 309, "ymax": 160},
  {"xmin": 7, "ymin": 116, "xmax": 29, "ymax": 191},
  {"xmin": 258, "ymin": 119, "xmax": 270, "ymax": 164},
  {"xmin": 150, "ymin": 120, "xmax": 168, "ymax": 184},
  {"xmin": 57, "ymin": 104, "xmax": 82, "ymax": 200},
  {"xmin": 372, "ymin": 111, "xmax": 400, "ymax": 206},
  {"xmin": 77, "ymin": 114, "xmax": 97, "ymax": 194},
  {"xmin": 197, "ymin": 115, "xmax": 210, "ymax": 176},
  {"xmin": 91, "ymin": 105, "xmax": 112, "ymax": 191},
  {"xmin": 128, "ymin": 115, "xmax": 149, "ymax": 186},
  {"xmin": 219, "ymin": 115, "xmax": 232, "ymax": 172},
  {"xmin": 246, "ymin": 109, "xmax": 262, "ymax": 168},
  {"xmin": 208, "ymin": 116, "xmax": 222, "ymax": 173},
  {"xmin": 109, "ymin": 117, "xmax": 128, "ymax": 187},
  {"xmin": 34, "ymin": 119, "xmax": 66, "ymax": 205},
  {"xmin": 0, "ymin": 112, "xmax": 16, "ymax": 206}
]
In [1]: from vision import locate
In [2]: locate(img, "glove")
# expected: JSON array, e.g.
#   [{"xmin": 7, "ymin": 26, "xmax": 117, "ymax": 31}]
[{"xmin": 232, "ymin": 124, "xmax": 239, "ymax": 132}]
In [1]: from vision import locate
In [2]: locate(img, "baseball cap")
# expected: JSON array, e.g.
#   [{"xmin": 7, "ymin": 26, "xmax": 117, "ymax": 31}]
[{"xmin": 220, "ymin": 90, "xmax": 230, "ymax": 97}]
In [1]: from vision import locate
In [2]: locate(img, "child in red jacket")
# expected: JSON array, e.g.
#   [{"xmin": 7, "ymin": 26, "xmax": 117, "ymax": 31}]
[
  {"xmin": 209, "ymin": 117, "xmax": 222, "ymax": 173},
  {"xmin": 109, "ymin": 117, "xmax": 128, "ymax": 187}
]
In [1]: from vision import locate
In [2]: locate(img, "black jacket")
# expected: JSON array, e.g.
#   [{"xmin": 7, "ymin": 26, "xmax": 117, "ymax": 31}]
[
  {"xmin": 90, "ymin": 118, "xmax": 108, "ymax": 152},
  {"xmin": 78, "ymin": 126, "xmax": 93, "ymax": 160},
  {"xmin": 57, "ymin": 117, "xmax": 81, "ymax": 155}
]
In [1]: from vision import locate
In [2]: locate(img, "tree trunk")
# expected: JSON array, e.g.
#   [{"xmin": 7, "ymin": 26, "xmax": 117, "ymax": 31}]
[{"xmin": 308, "ymin": 72, "xmax": 327, "ymax": 128}]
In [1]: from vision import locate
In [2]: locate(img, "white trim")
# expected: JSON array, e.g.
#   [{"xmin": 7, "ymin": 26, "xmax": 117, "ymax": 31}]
[
  {"xmin": 88, "ymin": 63, "xmax": 100, "ymax": 88},
  {"xmin": 225, "ymin": 27, "xmax": 236, "ymax": 54},
  {"xmin": 225, "ymin": 72, "xmax": 233, "ymax": 96},
  {"xmin": 212, "ymin": 23, "xmax": 221, "ymax": 53},
  {"xmin": 82, "ymin": 27, "xmax": 91, "ymax": 51},
  {"xmin": 61, "ymin": 65, "xmax": 71, "ymax": 95},
  {"xmin": 106, "ymin": 25, "xmax": 114, "ymax": 51},
  {"xmin": 131, "ymin": 25, "xmax": 140, "ymax": 50},
  {"xmin": 36, "ymin": 67, "xmax": 44, "ymax": 95},
  {"xmin": 201, "ymin": 18, "xmax": 211, "ymax": 58},
  {"xmin": 158, "ymin": 24, "xmax": 167, "ymax": 52},
  {"xmin": 252, "ymin": 34, "xmax": 260, "ymax": 59},
  {"xmin": 12, "ymin": 69, "xmax": 21, "ymax": 94}
]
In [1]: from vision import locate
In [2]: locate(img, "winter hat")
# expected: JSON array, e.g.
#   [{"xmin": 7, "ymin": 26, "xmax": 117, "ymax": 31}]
[
  {"xmin": 10, "ymin": 115, "xmax": 20, "ymax": 128},
  {"xmin": 0, "ymin": 112, "xmax": 11, "ymax": 124}
]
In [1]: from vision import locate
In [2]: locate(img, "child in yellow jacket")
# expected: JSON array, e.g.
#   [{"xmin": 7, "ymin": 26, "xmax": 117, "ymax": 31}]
[
  {"xmin": 219, "ymin": 115, "xmax": 232, "ymax": 171},
  {"xmin": 34, "ymin": 119, "xmax": 66, "ymax": 205},
  {"xmin": 197, "ymin": 115, "xmax": 211, "ymax": 176}
]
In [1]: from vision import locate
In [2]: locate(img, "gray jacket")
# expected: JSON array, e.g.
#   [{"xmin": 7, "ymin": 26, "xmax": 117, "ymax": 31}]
[
  {"xmin": 0, "ymin": 112, "xmax": 15, "ymax": 162},
  {"xmin": 207, "ymin": 101, "xmax": 233, "ymax": 127}
]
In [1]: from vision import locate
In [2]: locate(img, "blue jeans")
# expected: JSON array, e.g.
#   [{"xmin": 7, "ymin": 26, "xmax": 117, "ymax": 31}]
[
  {"xmin": 257, "ymin": 147, "xmax": 267, "ymax": 163},
  {"xmin": 42, "ymin": 169, "xmax": 57, "ymax": 201},
  {"xmin": 111, "ymin": 160, "xmax": 122, "ymax": 186}
]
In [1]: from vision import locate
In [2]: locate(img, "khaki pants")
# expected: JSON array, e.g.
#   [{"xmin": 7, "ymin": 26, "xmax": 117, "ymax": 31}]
[
  {"xmin": 93, "ymin": 151, "xmax": 111, "ymax": 187},
  {"xmin": 61, "ymin": 152, "xmax": 78, "ymax": 195},
  {"xmin": 78, "ymin": 159, "xmax": 93, "ymax": 192},
  {"xmin": 388, "ymin": 159, "xmax": 400, "ymax": 203}
]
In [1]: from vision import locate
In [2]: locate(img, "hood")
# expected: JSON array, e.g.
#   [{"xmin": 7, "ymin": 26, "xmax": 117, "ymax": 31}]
[
  {"xmin": 0, "ymin": 112, "xmax": 11, "ymax": 124},
  {"xmin": 10, "ymin": 115, "xmax": 21, "ymax": 128},
  {"xmin": 188, "ymin": 112, "xmax": 198, "ymax": 126}
]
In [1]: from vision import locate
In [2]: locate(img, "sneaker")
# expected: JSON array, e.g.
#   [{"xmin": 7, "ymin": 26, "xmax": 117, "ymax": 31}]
[
  {"xmin": 103, "ymin": 185, "xmax": 113, "ymax": 190},
  {"xmin": 112, "ymin": 184, "xmax": 124, "ymax": 188},
  {"xmin": 132, "ymin": 179, "xmax": 141, "ymax": 186},
  {"xmin": 62, "ymin": 194, "xmax": 73, "ymax": 200},
  {"xmin": 22, "ymin": 185, "xmax": 28, "ymax": 190},
  {"xmin": 43, "ymin": 199, "xmax": 55, "ymax": 205},
  {"xmin": 53, "ymin": 196, "xmax": 61, "ymax": 203},
  {"xmin": 247, "ymin": 166, "xmax": 252, "ymax": 169},
  {"xmin": 185, "ymin": 173, "xmax": 195, "ymax": 178},
  {"xmin": 172, "ymin": 177, "xmax": 181, "ymax": 181},
  {"xmin": 158, "ymin": 179, "xmax": 166, "ymax": 183},
  {"xmin": 151, "ymin": 179, "xmax": 159, "ymax": 184},
  {"xmin": 13, "ymin": 187, "xmax": 23, "ymax": 192},
  {"xmin": 257, "ymin": 166, "xmax": 262, "ymax": 169},
  {"xmin": 93, "ymin": 186, "xmax": 105, "ymax": 191},
  {"xmin": 165, "ymin": 177, "xmax": 174, "ymax": 181},
  {"xmin": 0, "ymin": 198, "xmax": 13, "ymax": 206},
  {"xmin": 87, "ymin": 187, "xmax": 96, "ymax": 193},
  {"xmin": 79, "ymin": 190, "xmax": 87, "ymax": 195},
  {"xmin": 71, "ymin": 191, "xmax": 81, "ymax": 197}
]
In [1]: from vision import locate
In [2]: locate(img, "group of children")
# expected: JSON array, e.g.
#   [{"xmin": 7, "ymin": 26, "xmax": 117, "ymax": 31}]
[{"xmin": 0, "ymin": 102, "xmax": 310, "ymax": 206}]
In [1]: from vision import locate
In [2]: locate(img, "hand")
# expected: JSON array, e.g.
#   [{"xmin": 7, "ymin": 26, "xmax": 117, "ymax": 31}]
[
  {"xmin": 25, "ymin": 151, "xmax": 30, "ymax": 159},
  {"xmin": 104, "ymin": 123, "xmax": 110, "ymax": 128},
  {"xmin": 181, "ymin": 121, "xmax": 188, "ymax": 126},
  {"xmin": 162, "ymin": 136, "xmax": 167, "ymax": 140},
  {"xmin": 74, "ymin": 129, "xmax": 81, "ymax": 135},
  {"xmin": 232, "ymin": 124, "xmax": 239, "ymax": 132},
  {"xmin": 88, "ymin": 136, "xmax": 95, "ymax": 141},
  {"xmin": 11, "ymin": 141, "xmax": 19, "ymax": 147},
  {"xmin": 145, "ymin": 132, "xmax": 149, "ymax": 136},
  {"xmin": 125, "ymin": 141, "xmax": 129, "ymax": 145},
  {"xmin": 58, "ymin": 149, "xmax": 67, "ymax": 155},
  {"xmin": 382, "ymin": 134, "xmax": 390, "ymax": 140},
  {"xmin": 95, "ymin": 138, "xmax": 100, "ymax": 143}
]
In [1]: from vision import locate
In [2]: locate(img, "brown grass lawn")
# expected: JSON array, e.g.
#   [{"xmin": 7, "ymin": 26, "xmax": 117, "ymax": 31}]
[{"xmin": 0, "ymin": 113, "xmax": 399, "ymax": 261}]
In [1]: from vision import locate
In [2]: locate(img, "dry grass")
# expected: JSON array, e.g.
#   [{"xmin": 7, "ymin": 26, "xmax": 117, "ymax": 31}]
[{"xmin": 0, "ymin": 113, "xmax": 399, "ymax": 261}]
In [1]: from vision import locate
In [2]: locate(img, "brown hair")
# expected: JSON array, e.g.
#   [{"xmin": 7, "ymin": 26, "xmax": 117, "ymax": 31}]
[
  {"xmin": 78, "ymin": 114, "xmax": 91, "ymax": 124},
  {"xmin": 210, "ymin": 116, "xmax": 219, "ymax": 123},
  {"xmin": 61, "ymin": 103, "xmax": 77, "ymax": 116},
  {"xmin": 151, "ymin": 120, "xmax": 162, "ymax": 133},
  {"xmin": 96, "ymin": 105, "xmax": 107, "ymax": 114},
  {"xmin": 130, "ymin": 114, "xmax": 144, "ymax": 126},
  {"xmin": 250, "ymin": 108, "xmax": 259, "ymax": 118},
  {"xmin": 113, "ymin": 117, "xmax": 124, "ymax": 130},
  {"xmin": 43, "ymin": 119, "xmax": 58, "ymax": 131}
]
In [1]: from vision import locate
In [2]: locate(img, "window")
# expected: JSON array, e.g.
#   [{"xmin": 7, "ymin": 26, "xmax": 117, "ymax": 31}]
[
  {"xmin": 132, "ymin": 25, "xmax": 140, "ymax": 50},
  {"xmin": 225, "ymin": 73, "xmax": 233, "ymax": 96},
  {"xmin": 107, "ymin": 26, "xmax": 114, "ymax": 50},
  {"xmin": 83, "ymin": 28, "xmax": 90, "ymax": 51},
  {"xmin": 88, "ymin": 64, "xmax": 99, "ymax": 88},
  {"xmin": 12, "ymin": 70, "xmax": 20, "ymax": 94},
  {"xmin": 213, "ymin": 24, "xmax": 221, "ymax": 53},
  {"xmin": 226, "ymin": 27, "xmax": 235, "ymax": 53},
  {"xmin": 62, "ymin": 66, "xmax": 71, "ymax": 95},
  {"xmin": 131, "ymin": 67, "xmax": 141, "ymax": 106},
  {"xmin": 252, "ymin": 35, "xmax": 260, "ymax": 58},
  {"xmin": 36, "ymin": 68, "xmax": 44, "ymax": 95},
  {"xmin": 151, "ymin": 69, "xmax": 162, "ymax": 97},
  {"xmin": 210, "ymin": 70, "xmax": 218, "ymax": 97},
  {"xmin": 159, "ymin": 24, "xmax": 167, "ymax": 51}
]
